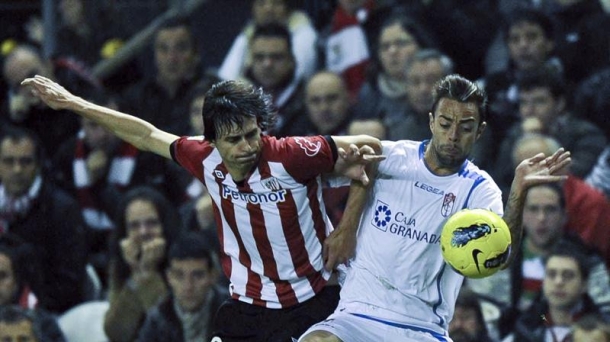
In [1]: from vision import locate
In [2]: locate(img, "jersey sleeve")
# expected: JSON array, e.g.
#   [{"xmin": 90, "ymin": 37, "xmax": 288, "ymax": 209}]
[
  {"xmin": 468, "ymin": 177, "xmax": 504, "ymax": 217},
  {"xmin": 266, "ymin": 135, "xmax": 337, "ymax": 183},
  {"xmin": 170, "ymin": 136, "xmax": 212, "ymax": 182}
]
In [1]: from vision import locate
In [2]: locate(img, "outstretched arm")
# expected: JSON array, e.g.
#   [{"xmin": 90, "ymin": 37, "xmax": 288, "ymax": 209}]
[
  {"xmin": 503, "ymin": 148, "xmax": 571, "ymax": 267},
  {"xmin": 21, "ymin": 75, "xmax": 178, "ymax": 159}
]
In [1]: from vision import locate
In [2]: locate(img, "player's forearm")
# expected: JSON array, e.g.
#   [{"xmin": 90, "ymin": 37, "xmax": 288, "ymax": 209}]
[
  {"xmin": 70, "ymin": 97, "xmax": 156, "ymax": 149},
  {"xmin": 502, "ymin": 182, "xmax": 526, "ymax": 267}
]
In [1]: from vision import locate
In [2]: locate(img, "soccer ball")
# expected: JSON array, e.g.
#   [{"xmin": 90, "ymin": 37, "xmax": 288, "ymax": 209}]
[{"xmin": 440, "ymin": 209, "xmax": 511, "ymax": 278}]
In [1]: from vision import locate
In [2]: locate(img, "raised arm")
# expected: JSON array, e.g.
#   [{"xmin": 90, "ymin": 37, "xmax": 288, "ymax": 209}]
[
  {"xmin": 502, "ymin": 148, "xmax": 571, "ymax": 267},
  {"xmin": 330, "ymin": 134, "xmax": 383, "ymax": 185},
  {"xmin": 21, "ymin": 75, "xmax": 178, "ymax": 159}
]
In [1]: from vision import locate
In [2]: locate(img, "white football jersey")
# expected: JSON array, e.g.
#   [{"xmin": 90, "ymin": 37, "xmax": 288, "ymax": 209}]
[{"xmin": 338, "ymin": 140, "xmax": 504, "ymax": 334}]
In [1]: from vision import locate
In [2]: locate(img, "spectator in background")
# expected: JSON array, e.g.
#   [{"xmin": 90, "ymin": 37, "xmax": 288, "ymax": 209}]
[
  {"xmin": 2, "ymin": 44, "xmax": 100, "ymax": 156},
  {"xmin": 104, "ymin": 186, "xmax": 182, "ymax": 342},
  {"xmin": 347, "ymin": 118, "xmax": 386, "ymax": 139},
  {"xmin": 449, "ymin": 287, "xmax": 494, "ymax": 342},
  {"xmin": 0, "ymin": 128, "xmax": 87, "ymax": 314},
  {"xmin": 218, "ymin": 0, "xmax": 318, "ymax": 82},
  {"xmin": 0, "ymin": 305, "xmax": 65, "ymax": 342},
  {"xmin": 121, "ymin": 17, "xmax": 211, "ymax": 136},
  {"xmin": 321, "ymin": 0, "xmax": 373, "ymax": 100},
  {"xmin": 503, "ymin": 243, "xmax": 604, "ymax": 342},
  {"xmin": 572, "ymin": 313, "xmax": 610, "ymax": 342},
  {"xmin": 243, "ymin": 23, "xmax": 306, "ymax": 137},
  {"xmin": 510, "ymin": 134, "xmax": 610, "ymax": 270},
  {"xmin": 0, "ymin": 235, "xmax": 65, "ymax": 342},
  {"xmin": 353, "ymin": 14, "xmax": 433, "ymax": 124},
  {"xmin": 480, "ymin": 9, "xmax": 560, "ymax": 152},
  {"xmin": 137, "ymin": 231, "xmax": 229, "ymax": 342},
  {"xmin": 493, "ymin": 69, "xmax": 606, "ymax": 190},
  {"xmin": 468, "ymin": 182, "xmax": 610, "ymax": 337},
  {"xmin": 287, "ymin": 71, "xmax": 353, "ymax": 137}
]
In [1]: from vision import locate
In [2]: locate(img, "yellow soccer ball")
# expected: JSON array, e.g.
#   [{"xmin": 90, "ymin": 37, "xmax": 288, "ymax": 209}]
[{"xmin": 440, "ymin": 209, "xmax": 511, "ymax": 278}]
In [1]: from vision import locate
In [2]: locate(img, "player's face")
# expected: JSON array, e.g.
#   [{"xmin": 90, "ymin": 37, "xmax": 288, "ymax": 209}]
[
  {"xmin": 212, "ymin": 117, "xmax": 262, "ymax": 180},
  {"xmin": 0, "ymin": 254, "xmax": 18, "ymax": 306},
  {"xmin": 427, "ymin": 98, "xmax": 484, "ymax": 174},
  {"xmin": 0, "ymin": 320, "xmax": 37, "ymax": 342},
  {"xmin": 406, "ymin": 59, "xmax": 444, "ymax": 114},
  {"xmin": 508, "ymin": 21, "xmax": 553, "ymax": 71},
  {"xmin": 543, "ymin": 256, "xmax": 585, "ymax": 310},
  {"xmin": 125, "ymin": 199, "xmax": 163, "ymax": 247},
  {"xmin": 154, "ymin": 26, "xmax": 197, "ymax": 85},
  {"xmin": 523, "ymin": 186, "xmax": 565, "ymax": 250},
  {"xmin": 305, "ymin": 73, "xmax": 350, "ymax": 134},
  {"xmin": 167, "ymin": 258, "xmax": 216, "ymax": 312},
  {"xmin": 250, "ymin": 37, "xmax": 295, "ymax": 90},
  {"xmin": 0, "ymin": 138, "xmax": 39, "ymax": 197},
  {"xmin": 378, "ymin": 23, "xmax": 418, "ymax": 80}
]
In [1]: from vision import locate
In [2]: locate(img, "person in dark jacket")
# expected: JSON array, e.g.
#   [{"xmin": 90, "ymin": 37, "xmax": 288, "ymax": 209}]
[
  {"xmin": 138, "ymin": 231, "xmax": 229, "ymax": 342},
  {"xmin": 0, "ymin": 127, "xmax": 87, "ymax": 314}
]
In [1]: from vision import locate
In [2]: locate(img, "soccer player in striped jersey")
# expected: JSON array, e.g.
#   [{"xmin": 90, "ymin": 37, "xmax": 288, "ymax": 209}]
[
  {"xmin": 22, "ymin": 75, "xmax": 383, "ymax": 341},
  {"xmin": 300, "ymin": 75, "xmax": 571, "ymax": 342}
]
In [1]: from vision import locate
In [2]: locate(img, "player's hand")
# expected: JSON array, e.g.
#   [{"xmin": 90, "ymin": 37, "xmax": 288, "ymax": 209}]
[
  {"xmin": 21, "ymin": 75, "xmax": 77, "ymax": 111},
  {"xmin": 514, "ymin": 148, "xmax": 571, "ymax": 191},
  {"xmin": 323, "ymin": 224, "xmax": 357, "ymax": 271},
  {"xmin": 336, "ymin": 144, "xmax": 385, "ymax": 185}
]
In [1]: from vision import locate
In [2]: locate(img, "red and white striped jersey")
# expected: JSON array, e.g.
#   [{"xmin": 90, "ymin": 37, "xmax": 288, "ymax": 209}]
[{"xmin": 172, "ymin": 135, "xmax": 337, "ymax": 308}]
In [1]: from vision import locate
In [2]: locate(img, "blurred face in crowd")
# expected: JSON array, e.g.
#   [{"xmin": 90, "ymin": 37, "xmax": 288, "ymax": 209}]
[
  {"xmin": 189, "ymin": 95, "xmax": 205, "ymax": 135},
  {"xmin": 59, "ymin": 0, "xmax": 84, "ymax": 27},
  {"xmin": 0, "ymin": 319, "xmax": 38, "ymax": 342},
  {"xmin": 3, "ymin": 48, "xmax": 51, "ymax": 117},
  {"xmin": 544, "ymin": 256, "xmax": 586, "ymax": 310},
  {"xmin": 508, "ymin": 21, "xmax": 553, "ymax": 71},
  {"xmin": 519, "ymin": 87, "xmax": 565, "ymax": 134},
  {"xmin": 250, "ymin": 36, "xmax": 295, "ymax": 90},
  {"xmin": 407, "ymin": 58, "xmax": 444, "ymax": 114},
  {"xmin": 0, "ymin": 253, "xmax": 18, "ymax": 306},
  {"xmin": 82, "ymin": 117, "xmax": 119, "ymax": 152},
  {"xmin": 348, "ymin": 119, "xmax": 386, "ymax": 139},
  {"xmin": 573, "ymin": 327, "xmax": 609, "ymax": 342},
  {"xmin": 167, "ymin": 258, "xmax": 217, "ymax": 312},
  {"xmin": 305, "ymin": 72, "xmax": 350, "ymax": 134},
  {"xmin": 523, "ymin": 185, "xmax": 565, "ymax": 252},
  {"xmin": 338, "ymin": 0, "xmax": 367, "ymax": 15},
  {"xmin": 427, "ymin": 99, "xmax": 484, "ymax": 174},
  {"xmin": 125, "ymin": 199, "xmax": 163, "ymax": 248},
  {"xmin": 154, "ymin": 26, "xmax": 198, "ymax": 86},
  {"xmin": 449, "ymin": 306, "xmax": 483, "ymax": 342},
  {"xmin": 378, "ymin": 23, "xmax": 419, "ymax": 80},
  {"xmin": 0, "ymin": 137, "xmax": 39, "ymax": 197},
  {"xmin": 252, "ymin": 0, "xmax": 288, "ymax": 25}
]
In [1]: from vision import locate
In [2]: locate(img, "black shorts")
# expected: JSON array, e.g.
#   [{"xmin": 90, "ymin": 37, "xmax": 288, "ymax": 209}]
[{"xmin": 211, "ymin": 285, "xmax": 340, "ymax": 342}]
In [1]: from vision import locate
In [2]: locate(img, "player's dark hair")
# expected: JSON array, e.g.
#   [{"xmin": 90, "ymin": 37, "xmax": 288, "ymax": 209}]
[
  {"xmin": 202, "ymin": 80, "xmax": 276, "ymax": 141},
  {"xmin": 431, "ymin": 74, "xmax": 488, "ymax": 123}
]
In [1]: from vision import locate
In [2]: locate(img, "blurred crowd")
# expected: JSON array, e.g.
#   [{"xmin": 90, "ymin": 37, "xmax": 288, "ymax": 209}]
[{"xmin": 1, "ymin": 0, "xmax": 610, "ymax": 341}]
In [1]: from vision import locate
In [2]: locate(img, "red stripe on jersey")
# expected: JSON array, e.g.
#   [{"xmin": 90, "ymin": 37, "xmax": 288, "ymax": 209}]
[{"xmin": 213, "ymin": 163, "xmax": 264, "ymax": 301}]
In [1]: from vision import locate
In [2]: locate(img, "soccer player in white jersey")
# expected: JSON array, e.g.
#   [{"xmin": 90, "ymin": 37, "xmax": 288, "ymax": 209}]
[
  {"xmin": 300, "ymin": 74, "xmax": 572, "ymax": 342},
  {"xmin": 21, "ymin": 76, "xmax": 383, "ymax": 341}
]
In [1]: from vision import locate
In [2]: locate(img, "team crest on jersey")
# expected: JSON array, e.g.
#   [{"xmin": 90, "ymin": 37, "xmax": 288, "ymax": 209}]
[
  {"xmin": 294, "ymin": 137, "xmax": 321, "ymax": 156},
  {"xmin": 441, "ymin": 192, "xmax": 456, "ymax": 217},
  {"xmin": 214, "ymin": 169, "xmax": 225, "ymax": 179},
  {"xmin": 261, "ymin": 177, "xmax": 282, "ymax": 191},
  {"xmin": 372, "ymin": 200, "xmax": 392, "ymax": 232}
]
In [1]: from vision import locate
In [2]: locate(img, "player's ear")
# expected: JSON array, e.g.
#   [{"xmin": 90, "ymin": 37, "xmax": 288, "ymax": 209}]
[{"xmin": 476, "ymin": 121, "xmax": 487, "ymax": 140}]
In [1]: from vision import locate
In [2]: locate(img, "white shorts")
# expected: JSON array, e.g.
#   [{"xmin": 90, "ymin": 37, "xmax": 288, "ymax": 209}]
[{"xmin": 298, "ymin": 311, "xmax": 452, "ymax": 342}]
